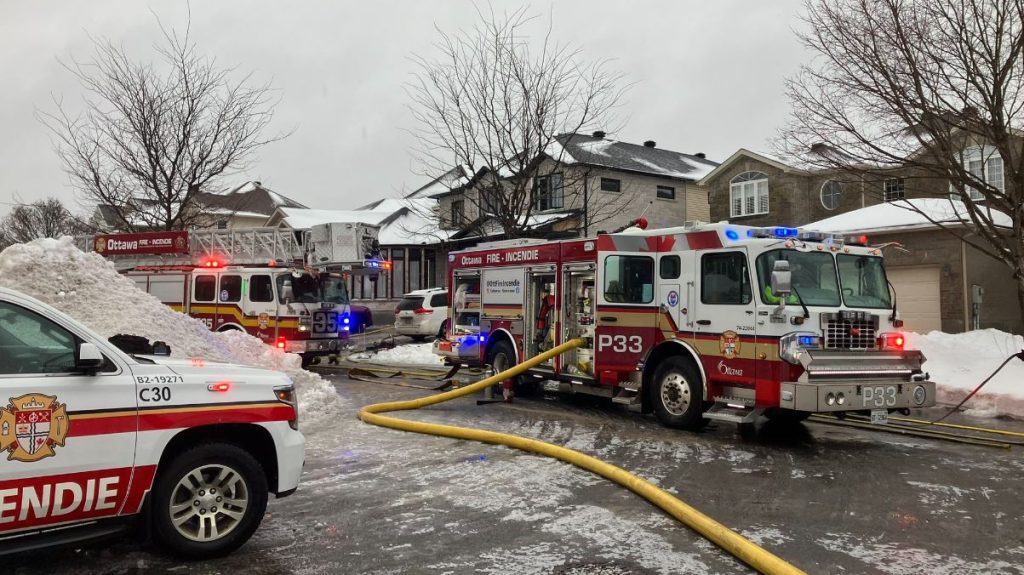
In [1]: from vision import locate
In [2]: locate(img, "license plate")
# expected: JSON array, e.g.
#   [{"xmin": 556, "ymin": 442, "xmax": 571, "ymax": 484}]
[
  {"xmin": 400, "ymin": 317, "xmax": 412, "ymax": 325},
  {"xmin": 861, "ymin": 384, "xmax": 899, "ymax": 408},
  {"xmin": 870, "ymin": 409, "xmax": 888, "ymax": 425}
]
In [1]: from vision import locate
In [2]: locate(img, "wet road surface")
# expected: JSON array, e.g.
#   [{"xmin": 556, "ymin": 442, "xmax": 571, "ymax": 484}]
[{"xmin": 11, "ymin": 369, "xmax": 1024, "ymax": 575}]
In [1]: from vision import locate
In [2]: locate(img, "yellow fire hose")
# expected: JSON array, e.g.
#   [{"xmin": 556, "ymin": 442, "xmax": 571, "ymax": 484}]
[{"xmin": 357, "ymin": 338, "xmax": 807, "ymax": 575}]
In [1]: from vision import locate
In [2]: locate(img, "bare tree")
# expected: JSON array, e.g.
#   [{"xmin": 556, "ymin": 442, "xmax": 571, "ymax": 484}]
[
  {"xmin": 40, "ymin": 19, "xmax": 283, "ymax": 232},
  {"xmin": 779, "ymin": 0, "xmax": 1024, "ymax": 325},
  {"xmin": 0, "ymin": 198, "xmax": 90, "ymax": 249},
  {"xmin": 407, "ymin": 6, "xmax": 628, "ymax": 239}
]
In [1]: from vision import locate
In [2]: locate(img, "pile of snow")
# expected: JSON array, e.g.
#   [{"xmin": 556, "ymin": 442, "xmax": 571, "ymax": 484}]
[
  {"xmin": 808, "ymin": 198, "xmax": 1012, "ymax": 234},
  {"xmin": 0, "ymin": 237, "xmax": 343, "ymax": 434},
  {"xmin": 350, "ymin": 342, "xmax": 445, "ymax": 366},
  {"xmin": 909, "ymin": 329, "xmax": 1024, "ymax": 417}
]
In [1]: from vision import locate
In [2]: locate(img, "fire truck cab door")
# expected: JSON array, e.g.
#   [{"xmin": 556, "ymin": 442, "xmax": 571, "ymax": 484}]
[
  {"xmin": 693, "ymin": 248, "xmax": 757, "ymax": 388},
  {"xmin": 657, "ymin": 253, "xmax": 690, "ymax": 330}
]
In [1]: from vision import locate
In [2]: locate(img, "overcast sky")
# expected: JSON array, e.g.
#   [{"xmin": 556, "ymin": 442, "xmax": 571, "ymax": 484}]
[{"xmin": 0, "ymin": 0, "xmax": 809, "ymax": 217}]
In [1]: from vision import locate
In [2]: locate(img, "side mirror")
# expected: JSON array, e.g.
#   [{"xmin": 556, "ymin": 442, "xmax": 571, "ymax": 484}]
[
  {"xmin": 77, "ymin": 342, "xmax": 104, "ymax": 374},
  {"xmin": 771, "ymin": 260, "xmax": 792, "ymax": 297},
  {"xmin": 281, "ymin": 279, "xmax": 295, "ymax": 303}
]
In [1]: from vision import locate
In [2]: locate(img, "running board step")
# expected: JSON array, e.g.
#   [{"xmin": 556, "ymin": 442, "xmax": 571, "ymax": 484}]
[
  {"xmin": 612, "ymin": 389, "xmax": 642, "ymax": 412},
  {"xmin": 704, "ymin": 402, "xmax": 763, "ymax": 424}
]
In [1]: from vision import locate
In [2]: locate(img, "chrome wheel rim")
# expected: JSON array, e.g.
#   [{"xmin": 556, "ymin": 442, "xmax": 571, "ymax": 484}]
[
  {"xmin": 169, "ymin": 464, "xmax": 249, "ymax": 542},
  {"xmin": 660, "ymin": 372, "xmax": 692, "ymax": 416}
]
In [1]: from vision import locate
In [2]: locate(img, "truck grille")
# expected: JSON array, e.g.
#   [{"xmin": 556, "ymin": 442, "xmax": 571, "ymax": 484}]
[{"xmin": 821, "ymin": 312, "xmax": 879, "ymax": 350}]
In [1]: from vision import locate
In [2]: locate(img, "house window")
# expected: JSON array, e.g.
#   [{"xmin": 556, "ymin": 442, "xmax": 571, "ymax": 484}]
[
  {"xmin": 820, "ymin": 180, "xmax": 842, "ymax": 210},
  {"xmin": 534, "ymin": 173, "xmax": 564, "ymax": 211},
  {"xmin": 883, "ymin": 178, "xmax": 905, "ymax": 202},
  {"xmin": 956, "ymin": 146, "xmax": 1004, "ymax": 200},
  {"xmin": 656, "ymin": 185, "xmax": 676, "ymax": 200},
  {"xmin": 217, "ymin": 220, "xmax": 228, "ymax": 230},
  {"xmin": 481, "ymin": 187, "xmax": 502, "ymax": 215},
  {"xmin": 451, "ymin": 200, "xmax": 465, "ymax": 226},
  {"xmin": 600, "ymin": 178, "xmax": 621, "ymax": 193},
  {"xmin": 729, "ymin": 172, "xmax": 769, "ymax": 217}
]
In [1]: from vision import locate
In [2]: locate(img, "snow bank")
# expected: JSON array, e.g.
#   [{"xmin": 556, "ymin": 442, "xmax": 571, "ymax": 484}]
[
  {"xmin": 350, "ymin": 342, "xmax": 445, "ymax": 366},
  {"xmin": 909, "ymin": 329, "xmax": 1024, "ymax": 418},
  {"xmin": 0, "ymin": 237, "xmax": 343, "ymax": 434}
]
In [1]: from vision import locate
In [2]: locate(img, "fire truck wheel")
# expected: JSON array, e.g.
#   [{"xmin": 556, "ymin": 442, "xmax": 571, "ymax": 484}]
[
  {"xmin": 486, "ymin": 340, "xmax": 519, "ymax": 391},
  {"xmin": 151, "ymin": 443, "xmax": 269, "ymax": 559},
  {"xmin": 437, "ymin": 320, "xmax": 449, "ymax": 340},
  {"xmin": 652, "ymin": 356, "xmax": 704, "ymax": 430}
]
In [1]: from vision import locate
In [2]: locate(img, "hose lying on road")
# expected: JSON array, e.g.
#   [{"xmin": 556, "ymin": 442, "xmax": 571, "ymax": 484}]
[{"xmin": 357, "ymin": 338, "xmax": 807, "ymax": 575}]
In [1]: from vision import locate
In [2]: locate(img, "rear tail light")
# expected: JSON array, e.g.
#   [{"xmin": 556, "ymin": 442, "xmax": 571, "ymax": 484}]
[
  {"xmin": 394, "ymin": 308, "xmax": 400, "ymax": 315},
  {"xmin": 414, "ymin": 308, "xmax": 433, "ymax": 314},
  {"xmin": 878, "ymin": 332, "xmax": 905, "ymax": 350},
  {"xmin": 276, "ymin": 337, "xmax": 287, "ymax": 349},
  {"xmin": 274, "ymin": 385, "xmax": 299, "ymax": 430}
]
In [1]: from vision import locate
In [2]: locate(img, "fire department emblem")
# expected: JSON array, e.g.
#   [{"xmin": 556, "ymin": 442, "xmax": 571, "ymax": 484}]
[
  {"xmin": 719, "ymin": 330, "xmax": 741, "ymax": 360},
  {"xmin": 175, "ymin": 235, "xmax": 187, "ymax": 250},
  {"xmin": 94, "ymin": 237, "xmax": 108, "ymax": 254},
  {"xmin": 0, "ymin": 394, "xmax": 70, "ymax": 463},
  {"xmin": 258, "ymin": 312, "xmax": 270, "ymax": 330}
]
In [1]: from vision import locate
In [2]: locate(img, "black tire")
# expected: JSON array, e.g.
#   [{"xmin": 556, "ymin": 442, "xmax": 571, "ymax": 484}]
[
  {"xmin": 410, "ymin": 335, "xmax": 427, "ymax": 342},
  {"xmin": 651, "ymin": 356, "xmax": 705, "ymax": 430},
  {"xmin": 151, "ymin": 443, "xmax": 269, "ymax": 560},
  {"xmin": 300, "ymin": 354, "xmax": 314, "ymax": 368},
  {"xmin": 437, "ymin": 320, "xmax": 449, "ymax": 340},
  {"xmin": 764, "ymin": 408, "xmax": 811, "ymax": 425},
  {"xmin": 486, "ymin": 339, "xmax": 518, "ymax": 393}
]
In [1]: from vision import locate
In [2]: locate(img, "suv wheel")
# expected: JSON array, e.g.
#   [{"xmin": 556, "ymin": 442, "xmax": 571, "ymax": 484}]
[{"xmin": 152, "ymin": 443, "xmax": 268, "ymax": 559}]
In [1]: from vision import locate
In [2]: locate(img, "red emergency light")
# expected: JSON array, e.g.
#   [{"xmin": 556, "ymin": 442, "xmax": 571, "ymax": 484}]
[
  {"xmin": 207, "ymin": 382, "xmax": 232, "ymax": 392},
  {"xmin": 878, "ymin": 332, "xmax": 905, "ymax": 350},
  {"xmin": 276, "ymin": 337, "xmax": 287, "ymax": 349},
  {"xmin": 202, "ymin": 259, "xmax": 223, "ymax": 268}
]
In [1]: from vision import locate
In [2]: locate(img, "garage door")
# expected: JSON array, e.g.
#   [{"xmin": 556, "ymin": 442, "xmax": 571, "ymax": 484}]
[{"xmin": 886, "ymin": 266, "xmax": 942, "ymax": 333}]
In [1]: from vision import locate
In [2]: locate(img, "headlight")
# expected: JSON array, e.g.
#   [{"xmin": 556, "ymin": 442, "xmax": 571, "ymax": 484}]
[
  {"xmin": 826, "ymin": 392, "xmax": 836, "ymax": 405},
  {"xmin": 779, "ymin": 332, "xmax": 822, "ymax": 365},
  {"xmin": 836, "ymin": 392, "xmax": 846, "ymax": 405},
  {"xmin": 913, "ymin": 385, "xmax": 927, "ymax": 406}
]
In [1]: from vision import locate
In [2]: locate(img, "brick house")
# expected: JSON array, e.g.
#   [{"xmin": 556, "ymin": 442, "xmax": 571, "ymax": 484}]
[
  {"xmin": 435, "ymin": 132, "xmax": 717, "ymax": 239},
  {"xmin": 697, "ymin": 148, "xmax": 1021, "ymax": 335}
]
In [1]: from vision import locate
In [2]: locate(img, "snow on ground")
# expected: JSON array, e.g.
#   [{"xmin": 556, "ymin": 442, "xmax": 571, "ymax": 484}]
[
  {"xmin": 0, "ymin": 237, "xmax": 343, "ymax": 434},
  {"xmin": 909, "ymin": 329, "xmax": 1024, "ymax": 418},
  {"xmin": 349, "ymin": 342, "xmax": 445, "ymax": 366}
]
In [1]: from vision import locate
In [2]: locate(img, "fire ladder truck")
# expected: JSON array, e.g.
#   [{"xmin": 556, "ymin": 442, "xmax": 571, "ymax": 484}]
[
  {"xmin": 81, "ymin": 223, "xmax": 388, "ymax": 367},
  {"xmin": 435, "ymin": 220, "xmax": 937, "ymax": 429}
]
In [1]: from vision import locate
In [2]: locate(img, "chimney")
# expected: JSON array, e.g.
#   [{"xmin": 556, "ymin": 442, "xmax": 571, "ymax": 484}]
[
  {"xmin": 592, "ymin": 130, "xmax": 606, "ymax": 139},
  {"xmin": 254, "ymin": 181, "xmax": 262, "ymax": 186},
  {"xmin": 695, "ymin": 152, "xmax": 706, "ymax": 159},
  {"xmin": 644, "ymin": 140, "xmax": 656, "ymax": 148}
]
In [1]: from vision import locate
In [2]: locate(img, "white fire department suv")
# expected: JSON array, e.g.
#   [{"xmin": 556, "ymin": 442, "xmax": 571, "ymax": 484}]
[{"xmin": 0, "ymin": 288, "xmax": 304, "ymax": 558}]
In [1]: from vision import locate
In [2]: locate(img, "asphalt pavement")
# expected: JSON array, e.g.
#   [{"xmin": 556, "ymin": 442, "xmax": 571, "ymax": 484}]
[{"xmin": 10, "ymin": 368, "xmax": 1024, "ymax": 575}]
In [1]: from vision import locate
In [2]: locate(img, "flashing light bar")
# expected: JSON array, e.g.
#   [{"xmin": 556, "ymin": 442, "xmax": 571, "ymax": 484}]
[
  {"xmin": 747, "ymin": 227, "xmax": 799, "ymax": 239},
  {"xmin": 366, "ymin": 260, "xmax": 393, "ymax": 270},
  {"xmin": 202, "ymin": 260, "xmax": 223, "ymax": 268}
]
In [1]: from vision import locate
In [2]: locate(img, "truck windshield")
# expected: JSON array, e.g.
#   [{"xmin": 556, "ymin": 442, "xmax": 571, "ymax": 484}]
[
  {"xmin": 319, "ymin": 275, "xmax": 349, "ymax": 304},
  {"xmin": 755, "ymin": 250, "xmax": 841, "ymax": 306},
  {"xmin": 837, "ymin": 254, "xmax": 892, "ymax": 309},
  {"xmin": 276, "ymin": 273, "xmax": 321, "ymax": 304}
]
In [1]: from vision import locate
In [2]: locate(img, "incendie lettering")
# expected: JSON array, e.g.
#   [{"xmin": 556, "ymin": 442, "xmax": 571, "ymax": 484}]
[{"xmin": 0, "ymin": 476, "xmax": 119, "ymax": 525}]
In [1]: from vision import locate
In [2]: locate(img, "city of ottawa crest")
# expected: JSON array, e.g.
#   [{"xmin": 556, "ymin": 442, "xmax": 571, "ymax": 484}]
[{"xmin": 0, "ymin": 394, "xmax": 70, "ymax": 463}]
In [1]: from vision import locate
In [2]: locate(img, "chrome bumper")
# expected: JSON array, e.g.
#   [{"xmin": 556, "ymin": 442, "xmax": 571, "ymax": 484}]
[{"xmin": 779, "ymin": 380, "xmax": 936, "ymax": 412}]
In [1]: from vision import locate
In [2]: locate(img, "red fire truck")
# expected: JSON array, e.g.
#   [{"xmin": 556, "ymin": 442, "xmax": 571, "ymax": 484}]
[
  {"xmin": 86, "ymin": 225, "xmax": 387, "ymax": 367},
  {"xmin": 435, "ymin": 220, "xmax": 936, "ymax": 428}
]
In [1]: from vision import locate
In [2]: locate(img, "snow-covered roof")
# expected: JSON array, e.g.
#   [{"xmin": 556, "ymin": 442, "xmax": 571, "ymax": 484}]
[
  {"xmin": 695, "ymin": 148, "xmax": 811, "ymax": 186},
  {"xmin": 552, "ymin": 134, "xmax": 718, "ymax": 182},
  {"xmin": 404, "ymin": 166, "xmax": 475, "ymax": 199},
  {"xmin": 199, "ymin": 181, "xmax": 307, "ymax": 216},
  {"xmin": 806, "ymin": 198, "xmax": 1013, "ymax": 234}
]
